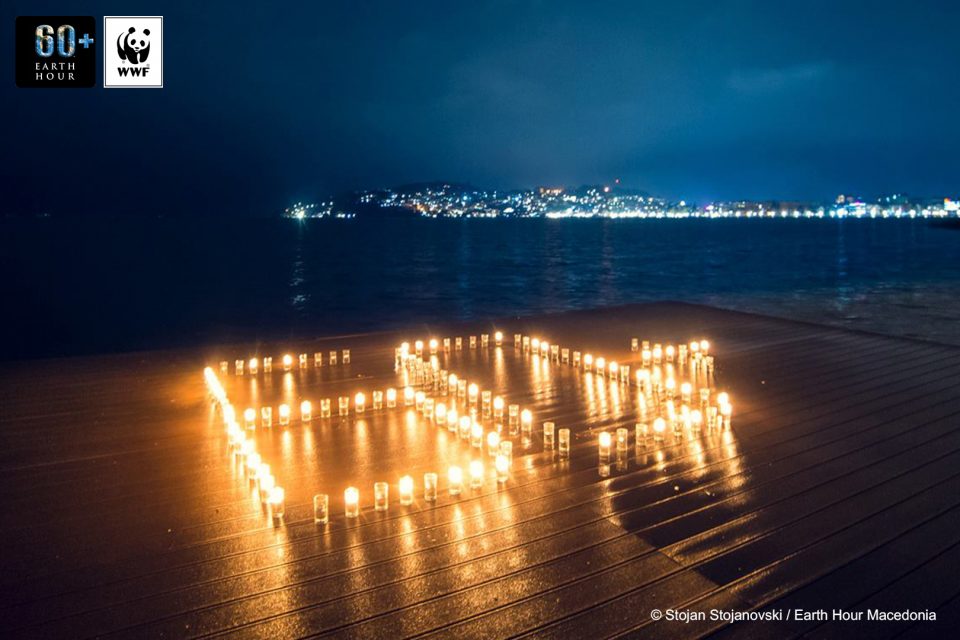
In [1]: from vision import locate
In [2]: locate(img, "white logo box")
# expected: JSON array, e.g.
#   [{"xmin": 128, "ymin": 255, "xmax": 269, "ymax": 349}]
[{"xmin": 103, "ymin": 16, "xmax": 163, "ymax": 88}]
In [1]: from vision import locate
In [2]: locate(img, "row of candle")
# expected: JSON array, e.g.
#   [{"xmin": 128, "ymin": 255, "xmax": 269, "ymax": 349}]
[
  {"xmin": 401, "ymin": 331, "xmax": 505, "ymax": 359},
  {"xmin": 221, "ymin": 349, "xmax": 352, "ymax": 376},
  {"xmin": 205, "ymin": 368, "xmax": 288, "ymax": 520}
]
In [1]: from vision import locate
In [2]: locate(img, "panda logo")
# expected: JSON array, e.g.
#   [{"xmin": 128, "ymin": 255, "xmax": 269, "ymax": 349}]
[{"xmin": 117, "ymin": 26, "xmax": 151, "ymax": 64}]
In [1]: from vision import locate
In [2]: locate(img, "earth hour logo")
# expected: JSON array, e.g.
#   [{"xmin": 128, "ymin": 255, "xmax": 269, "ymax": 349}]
[{"xmin": 15, "ymin": 16, "xmax": 96, "ymax": 88}]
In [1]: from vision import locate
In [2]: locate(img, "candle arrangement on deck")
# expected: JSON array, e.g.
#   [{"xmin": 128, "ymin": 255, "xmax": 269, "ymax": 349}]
[{"xmin": 205, "ymin": 326, "xmax": 732, "ymax": 526}]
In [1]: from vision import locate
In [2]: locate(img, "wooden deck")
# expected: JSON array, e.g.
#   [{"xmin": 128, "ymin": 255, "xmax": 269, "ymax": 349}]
[{"xmin": 0, "ymin": 302, "xmax": 957, "ymax": 639}]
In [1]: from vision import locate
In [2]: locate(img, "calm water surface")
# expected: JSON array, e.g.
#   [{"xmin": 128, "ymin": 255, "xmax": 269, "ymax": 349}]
[{"xmin": 2, "ymin": 218, "xmax": 958, "ymax": 359}]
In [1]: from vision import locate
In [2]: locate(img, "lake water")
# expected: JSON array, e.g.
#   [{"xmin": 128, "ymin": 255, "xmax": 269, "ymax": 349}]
[{"xmin": 2, "ymin": 217, "xmax": 958, "ymax": 360}]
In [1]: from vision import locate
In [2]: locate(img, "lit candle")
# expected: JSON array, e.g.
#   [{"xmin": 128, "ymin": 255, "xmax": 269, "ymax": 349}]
[
  {"xmin": 320, "ymin": 398, "xmax": 331, "ymax": 418},
  {"xmin": 495, "ymin": 454, "xmax": 509, "ymax": 483},
  {"xmin": 619, "ymin": 364, "xmax": 630, "ymax": 382},
  {"xmin": 471, "ymin": 422, "xmax": 484, "ymax": 448},
  {"xmin": 278, "ymin": 403, "xmax": 290, "ymax": 426},
  {"xmin": 338, "ymin": 396, "xmax": 349, "ymax": 416},
  {"xmin": 373, "ymin": 390, "xmax": 383, "ymax": 410},
  {"xmin": 448, "ymin": 374, "xmax": 458, "ymax": 394},
  {"xmin": 244, "ymin": 408, "xmax": 256, "ymax": 429},
  {"xmin": 665, "ymin": 345, "xmax": 675, "ymax": 362},
  {"xmin": 641, "ymin": 349, "xmax": 651, "ymax": 367},
  {"xmin": 653, "ymin": 345, "xmax": 663, "ymax": 364},
  {"xmin": 314, "ymin": 493, "xmax": 329, "ymax": 524},
  {"xmin": 399, "ymin": 475, "xmax": 414, "ymax": 505},
  {"xmin": 499, "ymin": 440, "xmax": 513, "ymax": 466},
  {"xmin": 424, "ymin": 472, "xmax": 438, "ymax": 502},
  {"xmin": 269, "ymin": 486, "xmax": 285, "ymax": 519},
  {"xmin": 220, "ymin": 360, "xmax": 229, "ymax": 374},
  {"xmin": 493, "ymin": 396, "xmax": 504, "ymax": 419},
  {"xmin": 481, "ymin": 390, "xmax": 492, "ymax": 417},
  {"xmin": 716, "ymin": 392, "xmax": 729, "ymax": 405},
  {"xmin": 435, "ymin": 402, "xmax": 447, "ymax": 423},
  {"xmin": 386, "ymin": 387, "xmax": 397, "ymax": 408},
  {"xmin": 299, "ymin": 353, "xmax": 308, "ymax": 368},
  {"xmin": 481, "ymin": 333, "xmax": 489, "ymax": 347},
  {"xmin": 681, "ymin": 382, "xmax": 692, "ymax": 403},
  {"xmin": 561, "ymin": 348, "xmax": 570, "ymax": 363},
  {"xmin": 263, "ymin": 356, "xmax": 273, "ymax": 372},
  {"xmin": 636, "ymin": 422, "xmax": 648, "ymax": 445},
  {"xmin": 584, "ymin": 353, "xmax": 594, "ymax": 369},
  {"xmin": 443, "ymin": 337, "xmax": 451, "ymax": 351},
  {"xmin": 559, "ymin": 428, "xmax": 571, "ymax": 457},
  {"xmin": 235, "ymin": 359, "xmax": 244, "ymax": 375},
  {"xmin": 700, "ymin": 339, "xmax": 710, "ymax": 354},
  {"xmin": 470, "ymin": 460, "xmax": 484, "ymax": 488},
  {"xmin": 495, "ymin": 331, "xmax": 503, "ymax": 346},
  {"xmin": 596, "ymin": 357, "xmax": 606, "ymax": 375},
  {"xmin": 448, "ymin": 466, "xmax": 463, "ymax": 495},
  {"xmin": 415, "ymin": 391, "xmax": 425, "ymax": 411},
  {"xmin": 354, "ymin": 392, "xmax": 366, "ymax": 414},
  {"xmin": 531, "ymin": 338, "xmax": 540, "ymax": 352},
  {"xmin": 344, "ymin": 487, "xmax": 359, "ymax": 518},
  {"xmin": 468, "ymin": 383, "xmax": 479, "ymax": 404},
  {"xmin": 415, "ymin": 340, "xmax": 424, "ymax": 356},
  {"xmin": 653, "ymin": 417, "xmax": 666, "ymax": 442},
  {"xmin": 598, "ymin": 431, "xmax": 612, "ymax": 458},
  {"xmin": 573, "ymin": 350, "xmax": 581, "ymax": 366},
  {"xmin": 259, "ymin": 473, "xmax": 274, "ymax": 504},
  {"xmin": 458, "ymin": 416, "xmax": 471, "ymax": 440},
  {"xmin": 446, "ymin": 407, "xmax": 458, "ymax": 432},
  {"xmin": 543, "ymin": 421, "xmax": 555, "ymax": 448},
  {"xmin": 374, "ymin": 481, "xmax": 389, "ymax": 511},
  {"xmin": 457, "ymin": 380, "xmax": 467, "ymax": 398},
  {"xmin": 329, "ymin": 350, "xmax": 337, "ymax": 365},
  {"xmin": 261, "ymin": 406, "xmax": 273, "ymax": 428},
  {"xmin": 720, "ymin": 402, "xmax": 732, "ymax": 428},
  {"xmin": 520, "ymin": 409, "xmax": 533, "ymax": 434},
  {"xmin": 487, "ymin": 430, "xmax": 501, "ymax": 456},
  {"xmin": 248, "ymin": 357, "xmax": 259, "ymax": 375},
  {"xmin": 314, "ymin": 352, "xmax": 323, "ymax": 367},
  {"xmin": 608, "ymin": 361, "xmax": 618, "ymax": 379},
  {"xmin": 508, "ymin": 404, "xmax": 519, "ymax": 430},
  {"xmin": 616, "ymin": 427, "xmax": 629, "ymax": 451},
  {"xmin": 403, "ymin": 386, "xmax": 414, "ymax": 406},
  {"xmin": 690, "ymin": 409, "xmax": 703, "ymax": 434},
  {"xmin": 631, "ymin": 338, "xmax": 639, "ymax": 352},
  {"xmin": 283, "ymin": 354, "xmax": 293, "ymax": 371},
  {"xmin": 455, "ymin": 336, "xmax": 462, "ymax": 350},
  {"xmin": 429, "ymin": 338, "xmax": 439, "ymax": 353},
  {"xmin": 301, "ymin": 400, "xmax": 312, "ymax": 422}
]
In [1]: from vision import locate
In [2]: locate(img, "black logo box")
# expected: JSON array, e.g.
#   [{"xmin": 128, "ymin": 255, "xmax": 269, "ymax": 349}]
[{"xmin": 15, "ymin": 16, "xmax": 96, "ymax": 88}]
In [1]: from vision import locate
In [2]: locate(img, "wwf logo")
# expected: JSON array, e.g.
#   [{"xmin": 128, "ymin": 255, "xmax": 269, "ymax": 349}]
[
  {"xmin": 116, "ymin": 26, "xmax": 150, "ymax": 65},
  {"xmin": 103, "ymin": 16, "xmax": 162, "ymax": 88}
]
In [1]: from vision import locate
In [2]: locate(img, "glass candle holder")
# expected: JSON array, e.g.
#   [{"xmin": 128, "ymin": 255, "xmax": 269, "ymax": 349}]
[
  {"xmin": 481, "ymin": 391, "xmax": 492, "ymax": 417},
  {"xmin": 278, "ymin": 404, "xmax": 290, "ymax": 426},
  {"xmin": 261, "ymin": 406, "xmax": 273, "ymax": 428},
  {"xmin": 471, "ymin": 422, "xmax": 484, "ymax": 448},
  {"xmin": 248, "ymin": 358, "xmax": 259, "ymax": 375},
  {"xmin": 558, "ymin": 428, "xmax": 571, "ymax": 457},
  {"xmin": 415, "ymin": 391, "xmax": 426, "ymax": 412},
  {"xmin": 314, "ymin": 493, "xmax": 329, "ymax": 524},
  {"xmin": 329, "ymin": 350, "xmax": 337, "ymax": 365},
  {"xmin": 428, "ymin": 338, "xmax": 438, "ymax": 354},
  {"xmin": 487, "ymin": 430, "xmax": 501, "ymax": 456},
  {"xmin": 320, "ymin": 398, "xmax": 332, "ymax": 418},
  {"xmin": 299, "ymin": 353, "xmax": 308, "ymax": 368},
  {"xmin": 386, "ymin": 387, "xmax": 397, "ymax": 408},
  {"xmin": 514, "ymin": 333, "xmax": 522, "ymax": 347},
  {"xmin": 720, "ymin": 402, "xmax": 732, "ymax": 428},
  {"xmin": 470, "ymin": 460, "xmax": 484, "ymax": 488},
  {"xmin": 493, "ymin": 396, "xmax": 504, "ymax": 420},
  {"xmin": 262, "ymin": 356, "xmax": 272, "ymax": 372},
  {"xmin": 374, "ymin": 482, "xmax": 389, "ymax": 511},
  {"xmin": 666, "ymin": 345, "xmax": 676, "ymax": 363},
  {"xmin": 690, "ymin": 409, "xmax": 703, "ymax": 434},
  {"xmin": 404, "ymin": 386, "xmax": 415, "ymax": 406},
  {"xmin": 596, "ymin": 357, "xmax": 606, "ymax": 375},
  {"xmin": 631, "ymin": 338, "xmax": 639, "ymax": 352},
  {"xmin": 468, "ymin": 383, "xmax": 479, "ymax": 405},
  {"xmin": 269, "ymin": 486, "xmax": 285, "ymax": 519},
  {"xmin": 562, "ymin": 348, "xmax": 570, "ymax": 363},
  {"xmin": 495, "ymin": 455, "xmax": 509, "ymax": 483},
  {"xmin": 531, "ymin": 338, "xmax": 540, "ymax": 352},
  {"xmin": 220, "ymin": 360, "xmax": 229, "ymax": 374},
  {"xmin": 481, "ymin": 333, "xmax": 489, "ymax": 348},
  {"xmin": 499, "ymin": 440, "xmax": 513, "ymax": 467},
  {"xmin": 314, "ymin": 352, "xmax": 323, "ymax": 367},
  {"xmin": 447, "ymin": 373, "xmax": 458, "ymax": 395},
  {"xmin": 373, "ymin": 390, "xmax": 383, "ymax": 410},
  {"xmin": 641, "ymin": 349, "xmax": 651, "ymax": 367},
  {"xmin": 424, "ymin": 473, "xmax": 438, "ymax": 502},
  {"xmin": 653, "ymin": 345, "xmax": 663, "ymax": 365},
  {"xmin": 508, "ymin": 403, "xmax": 519, "ymax": 426},
  {"xmin": 443, "ymin": 337, "xmax": 451, "ymax": 351},
  {"xmin": 583, "ymin": 354, "xmax": 593, "ymax": 370},
  {"xmin": 342, "ymin": 349, "xmax": 351, "ymax": 364},
  {"xmin": 244, "ymin": 408, "xmax": 256, "ymax": 430},
  {"xmin": 399, "ymin": 475, "xmax": 414, "ymax": 505},
  {"xmin": 616, "ymin": 427, "xmax": 629, "ymax": 451},
  {"xmin": 455, "ymin": 337, "xmax": 463, "ymax": 350},
  {"xmin": 448, "ymin": 466, "xmax": 463, "ymax": 495},
  {"xmin": 573, "ymin": 351, "xmax": 581, "ymax": 367},
  {"xmin": 414, "ymin": 340, "xmax": 424, "ymax": 356},
  {"xmin": 653, "ymin": 417, "xmax": 666, "ymax": 442},
  {"xmin": 447, "ymin": 408, "xmax": 458, "ymax": 432},
  {"xmin": 355, "ymin": 392, "xmax": 366, "ymax": 414},
  {"xmin": 282, "ymin": 354, "xmax": 293, "ymax": 371},
  {"xmin": 469, "ymin": 335, "xmax": 477, "ymax": 349},
  {"xmin": 598, "ymin": 431, "xmax": 612, "ymax": 459},
  {"xmin": 344, "ymin": 487, "xmax": 359, "ymax": 518},
  {"xmin": 259, "ymin": 473, "xmax": 274, "ymax": 504},
  {"xmin": 458, "ymin": 416, "xmax": 471, "ymax": 440},
  {"xmin": 424, "ymin": 398, "xmax": 435, "ymax": 419},
  {"xmin": 520, "ymin": 409, "xmax": 533, "ymax": 434},
  {"xmin": 636, "ymin": 422, "xmax": 648, "ymax": 445},
  {"xmin": 495, "ymin": 331, "xmax": 503, "ymax": 346},
  {"xmin": 543, "ymin": 421, "xmax": 555, "ymax": 448},
  {"xmin": 457, "ymin": 380, "xmax": 467, "ymax": 399},
  {"xmin": 338, "ymin": 396, "xmax": 349, "ymax": 416}
]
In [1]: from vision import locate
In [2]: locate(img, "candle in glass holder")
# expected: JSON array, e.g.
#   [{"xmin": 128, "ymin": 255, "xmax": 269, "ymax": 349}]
[
  {"xmin": 468, "ymin": 383, "xmax": 479, "ymax": 405},
  {"xmin": 487, "ymin": 430, "xmax": 501, "ymax": 456},
  {"xmin": 385, "ymin": 387, "xmax": 397, "ymax": 408},
  {"xmin": 448, "ymin": 466, "xmax": 463, "ymax": 495},
  {"xmin": 338, "ymin": 396, "xmax": 349, "ymax": 416},
  {"xmin": 300, "ymin": 400, "xmax": 312, "ymax": 422},
  {"xmin": 598, "ymin": 431, "xmax": 612, "ymax": 458},
  {"xmin": 481, "ymin": 333, "xmax": 489, "ymax": 348},
  {"xmin": 320, "ymin": 398, "xmax": 331, "ymax": 418},
  {"xmin": 716, "ymin": 391, "xmax": 729, "ymax": 406},
  {"xmin": 584, "ymin": 353, "xmax": 593, "ymax": 370},
  {"xmin": 235, "ymin": 359, "xmax": 244, "ymax": 375},
  {"xmin": 495, "ymin": 455, "xmax": 509, "ymax": 483},
  {"xmin": 699, "ymin": 388, "xmax": 710, "ymax": 405},
  {"xmin": 424, "ymin": 473, "xmax": 438, "ymax": 502},
  {"xmin": 458, "ymin": 416, "xmax": 471, "ymax": 440},
  {"xmin": 372, "ymin": 390, "xmax": 383, "ymax": 410},
  {"xmin": 665, "ymin": 345, "xmax": 675, "ymax": 362},
  {"xmin": 261, "ymin": 406, "xmax": 273, "ymax": 428},
  {"xmin": 631, "ymin": 338, "xmax": 639, "ymax": 352},
  {"xmin": 471, "ymin": 422, "xmax": 484, "ymax": 448},
  {"xmin": 246, "ymin": 452, "xmax": 261, "ymax": 479},
  {"xmin": 248, "ymin": 357, "xmax": 259, "ymax": 375},
  {"xmin": 596, "ymin": 357, "xmax": 606, "ymax": 375},
  {"xmin": 559, "ymin": 428, "xmax": 571, "ymax": 457},
  {"xmin": 481, "ymin": 391, "xmax": 492, "ymax": 417},
  {"xmin": 508, "ymin": 403, "xmax": 519, "ymax": 426},
  {"xmin": 636, "ymin": 422, "xmax": 648, "ymax": 445},
  {"xmin": 543, "ymin": 421, "xmax": 555, "ymax": 448},
  {"xmin": 720, "ymin": 402, "xmax": 732, "ymax": 428},
  {"xmin": 448, "ymin": 373, "xmax": 458, "ymax": 394},
  {"xmin": 520, "ymin": 409, "xmax": 533, "ymax": 434},
  {"xmin": 415, "ymin": 391, "xmax": 426, "ymax": 412},
  {"xmin": 470, "ymin": 335, "xmax": 478, "ymax": 349},
  {"xmin": 457, "ymin": 380, "xmax": 467, "ymax": 399},
  {"xmin": 690, "ymin": 409, "xmax": 703, "ymax": 434},
  {"xmin": 653, "ymin": 345, "xmax": 663, "ymax": 364},
  {"xmin": 616, "ymin": 427, "xmax": 629, "ymax": 451},
  {"xmin": 619, "ymin": 364, "xmax": 630, "ymax": 382},
  {"xmin": 531, "ymin": 338, "xmax": 540, "ymax": 352},
  {"xmin": 429, "ymin": 338, "xmax": 439, "ymax": 354},
  {"xmin": 345, "ymin": 487, "xmax": 359, "ymax": 518},
  {"xmin": 278, "ymin": 404, "xmax": 290, "ymax": 426},
  {"xmin": 443, "ymin": 337, "xmax": 451, "ymax": 351},
  {"xmin": 283, "ymin": 354, "xmax": 293, "ymax": 371},
  {"xmin": 299, "ymin": 353, "xmax": 308, "ymax": 368},
  {"xmin": 355, "ymin": 392, "xmax": 366, "ymax": 414},
  {"xmin": 653, "ymin": 417, "xmax": 666, "ymax": 442},
  {"xmin": 220, "ymin": 360, "xmax": 229, "ymax": 374},
  {"xmin": 495, "ymin": 331, "xmax": 503, "ymax": 346},
  {"xmin": 269, "ymin": 487, "xmax": 285, "ymax": 519},
  {"xmin": 572, "ymin": 351, "xmax": 581, "ymax": 367},
  {"xmin": 562, "ymin": 348, "xmax": 570, "ymax": 363},
  {"xmin": 399, "ymin": 475, "xmax": 414, "ymax": 505},
  {"xmin": 641, "ymin": 349, "xmax": 651, "ymax": 367},
  {"xmin": 499, "ymin": 440, "xmax": 513, "ymax": 467},
  {"xmin": 259, "ymin": 473, "xmax": 274, "ymax": 505},
  {"xmin": 314, "ymin": 352, "xmax": 323, "ymax": 367},
  {"xmin": 470, "ymin": 460, "xmax": 484, "ymax": 488},
  {"xmin": 329, "ymin": 350, "xmax": 337, "ymax": 365},
  {"xmin": 608, "ymin": 361, "xmax": 618, "ymax": 380},
  {"xmin": 435, "ymin": 402, "xmax": 447, "ymax": 424},
  {"xmin": 244, "ymin": 408, "xmax": 256, "ymax": 429},
  {"xmin": 415, "ymin": 340, "xmax": 424, "ymax": 356},
  {"xmin": 493, "ymin": 396, "xmax": 504, "ymax": 419},
  {"xmin": 374, "ymin": 481, "xmax": 389, "ymax": 511},
  {"xmin": 403, "ymin": 386, "xmax": 414, "ymax": 406},
  {"xmin": 314, "ymin": 493, "xmax": 329, "ymax": 524},
  {"xmin": 455, "ymin": 337, "xmax": 463, "ymax": 350},
  {"xmin": 447, "ymin": 407, "xmax": 458, "ymax": 432},
  {"xmin": 681, "ymin": 382, "xmax": 692, "ymax": 404}
]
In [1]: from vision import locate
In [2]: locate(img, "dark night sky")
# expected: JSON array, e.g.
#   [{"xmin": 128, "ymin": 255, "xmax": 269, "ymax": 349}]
[{"xmin": 3, "ymin": 1, "xmax": 959, "ymax": 216}]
